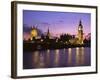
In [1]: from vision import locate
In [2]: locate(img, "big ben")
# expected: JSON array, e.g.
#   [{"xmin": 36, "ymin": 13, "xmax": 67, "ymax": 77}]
[{"xmin": 78, "ymin": 20, "xmax": 84, "ymax": 44}]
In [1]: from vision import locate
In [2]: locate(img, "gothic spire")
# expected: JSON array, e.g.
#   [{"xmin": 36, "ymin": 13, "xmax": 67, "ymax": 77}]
[
  {"xmin": 47, "ymin": 27, "xmax": 49, "ymax": 34},
  {"xmin": 47, "ymin": 27, "xmax": 50, "ymax": 37},
  {"xmin": 79, "ymin": 20, "xmax": 82, "ymax": 26}
]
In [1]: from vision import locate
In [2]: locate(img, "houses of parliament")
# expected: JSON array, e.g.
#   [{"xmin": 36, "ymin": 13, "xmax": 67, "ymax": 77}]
[{"xmin": 29, "ymin": 20, "xmax": 84, "ymax": 45}]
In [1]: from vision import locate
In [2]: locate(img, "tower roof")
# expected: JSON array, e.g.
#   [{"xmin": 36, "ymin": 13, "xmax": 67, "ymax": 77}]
[
  {"xmin": 78, "ymin": 20, "xmax": 83, "ymax": 29},
  {"xmin": 47, "ymin": 27, "xmax": 50, "ymax": 37},
  {"xmin": 79, "ymin": 20, "xmax": 82, "ymax": 26},
  {"xmin": 47, "ymin": 27, "xmax": 49, "ymax": 33}
]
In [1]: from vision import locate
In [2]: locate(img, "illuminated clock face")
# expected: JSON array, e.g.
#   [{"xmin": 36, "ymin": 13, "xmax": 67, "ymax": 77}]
[
  {"xmin": 78, "ymin": 27, "xmax": 82, "ymax": 30},
  {"xmin": 31, "ymin": 29, "xmax": 38, "ymax": 37}
]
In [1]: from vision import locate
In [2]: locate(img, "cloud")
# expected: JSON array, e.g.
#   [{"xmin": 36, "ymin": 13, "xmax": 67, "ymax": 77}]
[
  {"xmin": 41, "ymin": 22, "xmax": 50, "ymax": 26},
  {"xmin": 59, "ymin": 20, "xmax": 64, "ymax": 23}
]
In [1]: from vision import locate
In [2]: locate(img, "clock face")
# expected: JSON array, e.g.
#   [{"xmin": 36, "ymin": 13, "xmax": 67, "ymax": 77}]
[{"xmin": 78, "ymin": 26, "xmax": 82, "ymax": 30}]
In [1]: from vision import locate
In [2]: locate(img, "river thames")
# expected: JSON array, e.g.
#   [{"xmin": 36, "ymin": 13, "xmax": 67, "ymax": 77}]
[{"xmin": 23, "ymin": 47, "xmax": 91, "ymax": 69}]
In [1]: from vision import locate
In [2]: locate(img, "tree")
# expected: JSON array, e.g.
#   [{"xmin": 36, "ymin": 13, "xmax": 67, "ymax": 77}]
[{"xmin": 59, "ymin": 34, "xmax": 73, "ymax": 43}]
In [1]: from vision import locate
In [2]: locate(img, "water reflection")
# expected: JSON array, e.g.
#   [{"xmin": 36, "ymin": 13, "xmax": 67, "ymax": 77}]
[
  {"xmin": 32, "ymin": 51, "xmax": 45, "ymax": 68},
  {"xmin": 32, "ymin": 51, "xmax": 39, "ymax": 68},
  {"xmin": 45, "ymin": 49, "xmax": 50, "ymax": 67},
  {"xmin": 54, "ymin": 49, "xmax": 60, "ymax": 67},
  {"xmin": 76, "ymin": 47, "xmax": 85, "ymax": 65},
  {"xmin": 23, "ymin": 47, "xmax": 90, "ymax": 69},
  {"xmin": 68, "ymin": 48, "xmax": 72, "ymax": 65}
]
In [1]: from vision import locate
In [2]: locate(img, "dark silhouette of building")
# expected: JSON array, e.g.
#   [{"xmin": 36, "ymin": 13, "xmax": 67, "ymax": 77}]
[{"xmin": 46, "ymin": 27, "xmax": 51, "ymax": 38}]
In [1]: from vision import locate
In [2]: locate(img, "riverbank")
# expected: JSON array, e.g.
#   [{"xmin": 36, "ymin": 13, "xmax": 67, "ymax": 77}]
[{"xmin": 23, "ymin": 42, "xmax": 90, "ymax": 51}]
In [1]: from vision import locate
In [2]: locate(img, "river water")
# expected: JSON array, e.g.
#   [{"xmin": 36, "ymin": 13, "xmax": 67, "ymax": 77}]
[{"xmin": 23, "ymin": 47, "xmax": 91, "ymax": 69}]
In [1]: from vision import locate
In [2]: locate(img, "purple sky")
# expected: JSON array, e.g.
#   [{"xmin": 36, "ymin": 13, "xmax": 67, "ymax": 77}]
[{"xmin": 23, "ymin": 10, "xmax": 91, "ymax": 36}]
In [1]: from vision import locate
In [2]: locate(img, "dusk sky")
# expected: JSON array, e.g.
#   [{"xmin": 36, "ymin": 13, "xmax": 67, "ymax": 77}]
[{"xmin": 23, "ymin": 10, "xmax": 91, "ymax": 36}]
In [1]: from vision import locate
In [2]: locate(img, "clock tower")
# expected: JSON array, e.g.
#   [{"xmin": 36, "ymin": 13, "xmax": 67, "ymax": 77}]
[{"xmin": 77, "ymin": 20, "xmax": 84, "ymax": 44}]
